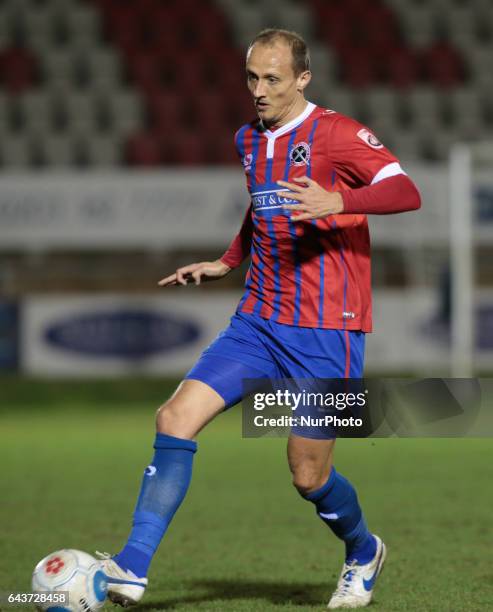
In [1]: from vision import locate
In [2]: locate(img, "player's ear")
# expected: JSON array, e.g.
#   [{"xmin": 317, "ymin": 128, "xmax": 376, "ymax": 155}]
[{"xmin": 297, "ymin": 70, "xmax": 311, "ymax": 92}]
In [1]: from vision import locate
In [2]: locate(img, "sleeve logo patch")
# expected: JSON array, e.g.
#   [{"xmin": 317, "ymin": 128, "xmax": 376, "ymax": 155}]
[
  {"xmin": 357, "ymin": 128, "xmax": 383, "ymax": 149},
  {"xmin": 242, "ymin": 153, "xmax": 253, "ymax": 172}
]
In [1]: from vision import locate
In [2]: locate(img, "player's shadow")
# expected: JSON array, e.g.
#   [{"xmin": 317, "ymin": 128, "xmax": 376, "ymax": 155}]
[{"xmin": 134, "ymin": 577, "xmax": 332, "ymax": 610}]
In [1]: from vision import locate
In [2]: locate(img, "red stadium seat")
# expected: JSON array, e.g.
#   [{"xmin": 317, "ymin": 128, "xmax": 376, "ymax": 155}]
[
  {"xmin": 164, "ymin": 129, "xmax": 207, "ymax": 165},
  {"xmin": 0, "ymin": 47, "xmax": 38, "ymax": 93},
  {"xmin": 172, "ymin": 52, "xmax": 210, "ymax": 94},
  {"xmin": 127, "ymin": 50, "xmax": 163, "ymax": 91},
  {"xmin": 422, "ymin": 42, "xmax": 465, "ymax": 88},
  {"xmin": 126, "ymin": 131, "xmax": 163, "ymax": 166},
  {"xmin": 386, "ymin": 48, "xmax": 421, "ymax": 88},
  {"xmin": 146, "ymin": 90, "xmax": 184, "ymax": 130},
  {"xmin": 340, "ymin": 47, "xmax": 379, "ymax": 88},
  {"xmin": 316, "ymin": 7, "xmax": 352, "ymax": 51},
  {"xmin": 205, "ymin": 129, "xmax": 237, "ymax": 165},
  {"xmin": 91, "ymin": 0, "xmax": 254, "ymax": 165}
]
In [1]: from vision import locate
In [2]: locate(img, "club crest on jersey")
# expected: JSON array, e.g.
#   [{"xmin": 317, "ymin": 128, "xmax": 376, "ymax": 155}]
[
  {"xmin": 242, "ymin": 153, "xmax": 253, "ymax": 172},
  {"xmin": 290, "ymin": 142, "xmax": 311, "ymax": 166},
  {"xmin": 357, "ymin": 128, "xmax": 383, "ymax": 149}
]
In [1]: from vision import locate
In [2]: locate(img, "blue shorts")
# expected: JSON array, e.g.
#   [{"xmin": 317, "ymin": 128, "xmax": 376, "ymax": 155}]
[{"xmin": 185, "ymin": 312, "xmax": 365, "ymax": 438}]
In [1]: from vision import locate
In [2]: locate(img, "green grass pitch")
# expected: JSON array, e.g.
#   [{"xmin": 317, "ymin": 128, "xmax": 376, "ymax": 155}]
[{"xmin": 1, "ymin": 378, "xmax": 492, "ymax": 611}]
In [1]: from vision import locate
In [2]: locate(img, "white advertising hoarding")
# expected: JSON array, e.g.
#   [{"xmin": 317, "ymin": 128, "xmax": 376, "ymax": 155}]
[
  {"xmin": 21, "ymin": 290, "xmax": 493, "ymax": 376},
  {"xmin": 2, "ymin": 166, "xmax": 490, "ymax": 249},
  {"xmin": 21, "ymin": 292, "xmax": 241, "ymax": 376}
]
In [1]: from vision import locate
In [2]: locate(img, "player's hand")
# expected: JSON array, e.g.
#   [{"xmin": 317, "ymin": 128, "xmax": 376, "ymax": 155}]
[
  {"xmin": 276, "ymin": 176, "xmax": 344, "ymax": 221},
  {"xmin": 158, "ymin": 259, "xmax": 231, "ymax": 287}
]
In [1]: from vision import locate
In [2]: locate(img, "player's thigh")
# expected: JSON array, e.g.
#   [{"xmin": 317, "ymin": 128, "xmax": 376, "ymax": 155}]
[
  {"xmin": 184, "ymin": 313, "xmax": 279, "ymax": 409},
  {"xmin": 156, "ymin": 379, "xmax": 226, "ymax": 439},
  {"xmin": 157, "ymin": 314, "xmax": 279, "ymax": 438},
  {"xmin": 287, "ymin": 434, "xmax": 336, "ymax": 493},
  {"xmin": 272, "ymin": 326, "xmax": 365, "ymax": 440}
]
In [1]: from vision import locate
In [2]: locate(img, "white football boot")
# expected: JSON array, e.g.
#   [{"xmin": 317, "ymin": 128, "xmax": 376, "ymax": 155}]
[
  {"xmin": 327, "ymin": 535, "xmax": 386, "ymax": 609},
  {"xmin": 96, "ymin": 552, "xmax": 148, "ymax": 607}
]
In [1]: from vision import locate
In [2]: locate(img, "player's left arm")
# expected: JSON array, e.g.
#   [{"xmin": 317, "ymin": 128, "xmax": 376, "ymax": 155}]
[
  {"xmin": 277, "ymin": 173, "xmax": 420, "ymax": 221},
  {"xmin": 277, "ymin": 116, "xmax": 421, "ymax": 222}
]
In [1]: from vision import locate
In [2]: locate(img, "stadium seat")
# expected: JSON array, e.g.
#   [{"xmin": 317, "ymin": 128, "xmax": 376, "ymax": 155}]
[
  {"xmin": 165, "ymin": 129, "xmax": 207, "ymax": 165},
  {"xmin": 0, "ymin": 133, "xmax": 34, "ymax": 167},
  {"xmin": 420, "ymin": 128, "xmax": 457, "ymax": 161},
  {"xmin": 79, "ymin": 133, "xmax": 122, "ymax": 167},
  {"xmin": 16, "ymin": 89, "xmax": 57, "ymax": 132},
  {"xmin": 126, "ymin": 50, "xmax": 163, "ymax": 92},
  {"xmin": 0, "ymin": 91, "xmax": 12, "ymax": 131},
  {"xmin": 0, "ymin": 46, "xmax": 38, "ymax": 92},
  {"xmin": 325, "ymin": 88, "xmax": 357, "ymax": 117},
  {"xmin": 390, "ymin": 128, "xmax": 422, "ymax": 161},
  {"xmin": 386, "ymin": 48, "xmax": 421, "ymax": 88},
  {"xmin": 146, "ymin": 90, "xmax": 184, "ymax": 128},
  {"xmin": 41, "ymin": 133, "xmax": 78, "ymax": 167},
  {"xmin": 340, "ymin": 47, "xmax": 379, "ymax": 88},
  {"xmin": 363, "ymin": 88, "xmax": 400, "ymax": 127},
  {"xmin": 0, "ymin": 0, "xmax": 486, "ymax": 167},
  {"xmin": 422, "ymin": 41, "xmax": 465, "ymax": 87},
  {"xmin": 407, "ymin": 86, "xmax": 444, "ymax": 119},
  {"xmin": 400, "ymin": 7, "xmax": 438, "ymax": 48},
  {"xmin": 206, "ymin": 130, "xmax": 237, "ymax": 165},
  {"xmin": 125, "ymin": 130, "xmax": 162, "ymax": 166},
  {"xmin": 447, "ymin": 87, "xmax": 484, "ymax": 121},
  {"xmin": 190, "ymin": 92, "xmax": 229, "ymax": 127}
]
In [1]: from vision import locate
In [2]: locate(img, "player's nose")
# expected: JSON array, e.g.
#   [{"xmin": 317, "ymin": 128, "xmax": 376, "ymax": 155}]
[{"xmin": 253, "ymin": 82, "xmax": 266, "ymax": 98}]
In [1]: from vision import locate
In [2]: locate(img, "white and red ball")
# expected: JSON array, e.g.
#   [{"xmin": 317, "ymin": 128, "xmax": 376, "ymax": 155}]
[{"xmin": 32, "ymin": 549, "xmax": 107, "ymax": 612}]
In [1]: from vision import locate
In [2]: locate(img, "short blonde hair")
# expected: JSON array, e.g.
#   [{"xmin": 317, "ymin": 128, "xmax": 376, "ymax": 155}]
[{"xmin": 248, "ymin": 28, "xmax": 310, "ymax": 76}]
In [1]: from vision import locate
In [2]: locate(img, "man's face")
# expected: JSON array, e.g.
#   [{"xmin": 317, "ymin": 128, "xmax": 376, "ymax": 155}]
[{"xmin": 246, "ymin": 41, "xmax": 310, "ymax": 127}]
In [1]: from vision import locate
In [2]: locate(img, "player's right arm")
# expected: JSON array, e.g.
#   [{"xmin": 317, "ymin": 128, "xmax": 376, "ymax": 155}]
[
  {"xmin": 158, "ymin": 203, "xmax": 254, "ymax": 287},
  {"xmin": 158, "ymin": 260, "xmax": 232, "ymax": 287}
]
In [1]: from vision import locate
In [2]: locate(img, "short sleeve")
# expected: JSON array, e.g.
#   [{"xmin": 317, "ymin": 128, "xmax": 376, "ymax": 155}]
[{"xmin": 328, "ymin": 115, "xmax": 399, "ymax": 187}]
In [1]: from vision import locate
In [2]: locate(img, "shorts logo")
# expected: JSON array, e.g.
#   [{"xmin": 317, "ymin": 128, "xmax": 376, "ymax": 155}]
[
  {"xmin": 242, "ymin": 153, "xmax": 253, "ymax": 172},
  {"xmin": 357, "ymin": 128, "xmax": 383, "ymax": 149},
  {"xmin": 290, "ymin": 142, "xmax": 311, "ymax": 166}
]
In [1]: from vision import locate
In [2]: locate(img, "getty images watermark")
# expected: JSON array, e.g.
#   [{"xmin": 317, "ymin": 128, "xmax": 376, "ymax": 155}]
[
  {"xmin": 242, "ymin": 378, "xmax": 492, "ymax": 438},
  {"xmin": 252, "ymin": 388, "xmax": 367, "ymax": 429}
]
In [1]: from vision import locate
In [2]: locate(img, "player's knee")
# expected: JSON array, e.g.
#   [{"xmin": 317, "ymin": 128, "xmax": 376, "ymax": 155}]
[
  {"xmin": 155, "ymin": 399, "xmax": 186, "ymax": 436},
  {"xmin": 291, "ymin": 467, "xmax": 328, "ymax": 497}
]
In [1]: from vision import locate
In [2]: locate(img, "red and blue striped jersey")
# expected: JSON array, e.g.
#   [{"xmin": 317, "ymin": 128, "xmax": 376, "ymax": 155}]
[{"xmin": 222, "ymin": 103, "xmax": 402, "ymax": 333}]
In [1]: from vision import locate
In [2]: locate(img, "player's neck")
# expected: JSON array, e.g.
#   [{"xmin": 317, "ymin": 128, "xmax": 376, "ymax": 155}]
[{"xmin": 265, "ymin": 98, "xmax": 308, "ymax": 131}]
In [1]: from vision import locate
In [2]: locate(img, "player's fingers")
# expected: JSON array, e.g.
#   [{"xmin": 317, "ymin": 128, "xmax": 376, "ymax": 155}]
[
  {"xmin": 158, "ymin": 274, "xmax": 178, "ymax": 286},
  {"xmin": 290, "ymin": 212, "xmax": 313, "ymax": 222},
  {"xmin": 176, "ymin": 263, "xmax": 199, "ymax": 275},
  {"xmin": 281, "ymin": 204, "xmax": 305, "ymax": 211},
  {"xmin": 191, "ymin": 270, "xmax": 203, "ymax": 285},
  {"xmin": 277, "ymin": 191, "xmax": 301, "ymax": 202},
  {"xmin": 176, "ymin": 269, "xmax": 192, "ymax": 285},
  {"xmin": 293, "ymin": 176, "xmax": 314, "ymax": 186},
  {"xmin": 277, "ymin": 180, "xmax": 304, "ymax": 193},
  {"xmin": 175, "ymin": 263, "xmax": 201, "ymax": 285}
]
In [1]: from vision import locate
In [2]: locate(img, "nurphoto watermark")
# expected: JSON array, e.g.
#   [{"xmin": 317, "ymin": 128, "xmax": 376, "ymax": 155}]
[{"xmin": 242, "ymin": 378, "xmax": 492, "ymax": 438}]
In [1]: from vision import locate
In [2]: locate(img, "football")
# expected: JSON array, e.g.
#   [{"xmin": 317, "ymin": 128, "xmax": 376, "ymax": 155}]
[{"xmin": 32, "ymin": 549, "xmax": 108, "ymax": 612}]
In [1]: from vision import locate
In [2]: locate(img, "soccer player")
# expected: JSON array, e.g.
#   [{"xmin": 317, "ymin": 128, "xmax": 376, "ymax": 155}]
[{"xmin": 99, "ymin": 29, "xmax": 421, "ymax": 609}]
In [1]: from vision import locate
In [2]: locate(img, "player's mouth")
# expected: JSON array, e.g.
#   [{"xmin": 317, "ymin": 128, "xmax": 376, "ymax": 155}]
[{"xmin": 255, "ymin": 101, "xmax": 269, "ymax": 111}]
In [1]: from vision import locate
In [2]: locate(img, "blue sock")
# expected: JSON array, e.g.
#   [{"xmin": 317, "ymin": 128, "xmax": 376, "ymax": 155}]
[
  {"xmin": 303, "ymin": 467, "xmax": 376, "ymax": 564},
  {"xmin": 114, "ymin": 433, "xmax": 197, "ymax": 577}
]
